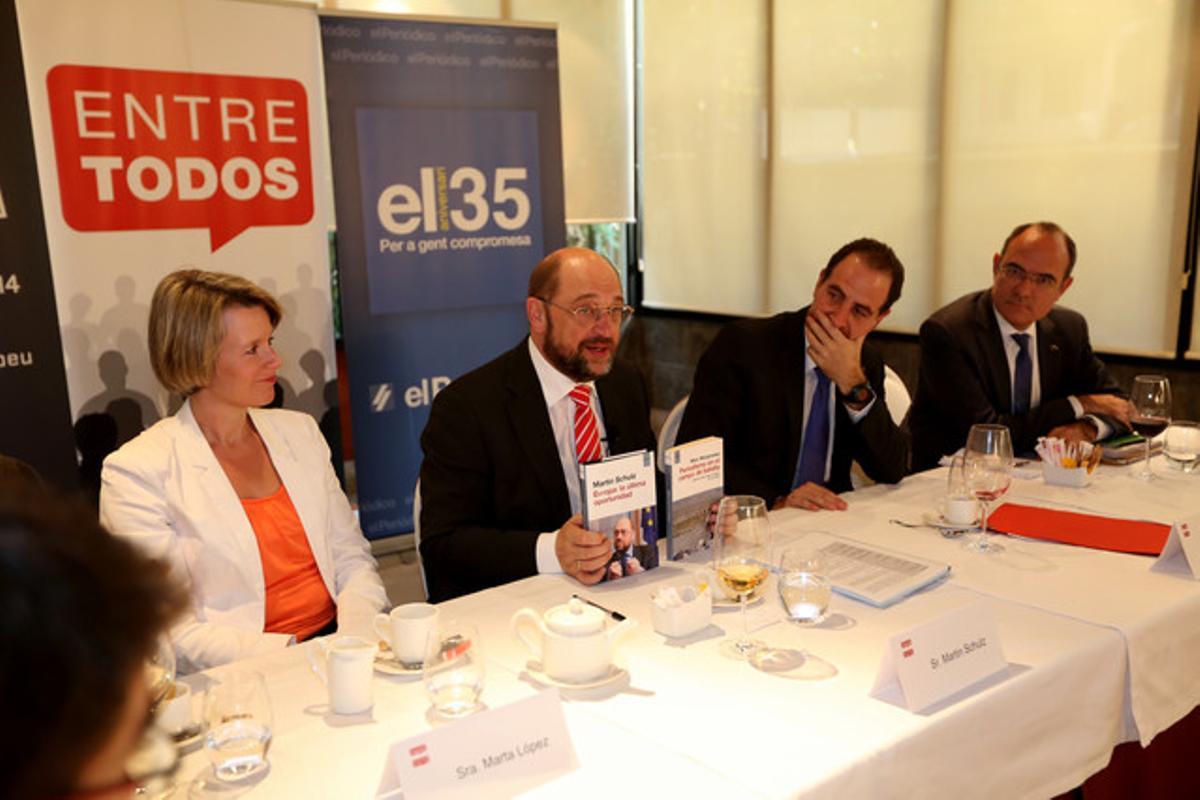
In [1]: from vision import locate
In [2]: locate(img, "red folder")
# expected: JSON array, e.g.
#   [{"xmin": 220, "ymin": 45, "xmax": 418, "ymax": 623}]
[{"xmin": 987, "ymin": 503, "xmax": 1170, "ymax": 556}]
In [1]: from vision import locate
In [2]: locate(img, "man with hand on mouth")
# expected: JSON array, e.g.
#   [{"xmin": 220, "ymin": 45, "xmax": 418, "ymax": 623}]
[
  {"xmin": 419, "ymin": 248, "xmax": 655, "ymax": 601},
  {"xmin": 908, "ymin": 221, "xmax": 1132, "ymax": 471},
  {"xmin": 678, "ymin": 238, "xmax": 910, "ymax": 512}
]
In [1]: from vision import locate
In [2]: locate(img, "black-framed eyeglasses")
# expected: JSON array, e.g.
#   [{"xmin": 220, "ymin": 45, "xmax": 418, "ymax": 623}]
[
  {"xmin": 538, "ymin": 298, "xmax": 635, "ymax": 325},
  {"xmin": 999, "ymin": 263, "xmax": 1060, "ymax": 289}
]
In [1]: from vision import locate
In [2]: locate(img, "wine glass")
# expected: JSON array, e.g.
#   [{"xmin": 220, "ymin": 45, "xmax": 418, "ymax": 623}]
[
  {"xmin": 203, "ymin": 671, "xmax": 273, "ymax": 783},
  {"xmin": 424, "ymin": 621, "xmax": 485, "ymax": 719},
  {"xmin": 145, "ymin": 635, "xmax": 176, "ymax": 712},
  {"xmin": 713, "ymin": 495, "xmax": 771, "ymax": 659},
  {"xmin": 1130, "ymin": 375, "xmax": 1171, "ymax": 481},
  {"xmin": 962, "ymin": 424, "xmax": 1013, "ymax": 554}
]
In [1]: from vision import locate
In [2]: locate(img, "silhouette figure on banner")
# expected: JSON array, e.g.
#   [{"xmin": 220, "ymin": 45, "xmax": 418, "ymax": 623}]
[{"xmin": 79, "ymin": 351, "xmax": 159, "ymax": 447}]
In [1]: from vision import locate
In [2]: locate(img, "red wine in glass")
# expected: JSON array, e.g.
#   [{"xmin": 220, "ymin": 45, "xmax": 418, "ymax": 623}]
[{"xmin": 1131, "ymin": 417, "xmax": 1169, "ymax": 439}]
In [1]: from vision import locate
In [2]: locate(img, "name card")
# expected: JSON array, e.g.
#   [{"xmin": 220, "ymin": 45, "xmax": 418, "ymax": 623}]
[
  {"xmin": 1151, "ymin": 514, "xmax": 1200, "ymax": 580},
  {"xmin": 871, "ymin": 602, "xmax": 1007, "ymax": 713},
  {"xmin": 376, "ymin": 691, "xmax": 577, "ymax": 800}
]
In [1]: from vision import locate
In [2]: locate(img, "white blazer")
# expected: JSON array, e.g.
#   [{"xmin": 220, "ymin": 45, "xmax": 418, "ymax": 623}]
[{"xmin": 100, "ymin": 401, "xmax": 389, "ymax": 673}]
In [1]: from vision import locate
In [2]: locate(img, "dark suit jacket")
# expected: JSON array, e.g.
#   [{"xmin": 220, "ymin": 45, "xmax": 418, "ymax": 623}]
[
  {"xmin": 419, "ymin": 339, "xmax": 655, "ymax": 602},
  {"xmin": 676, "ymin": 307, "xmax": 908, "ymax": 503},
  {"xmin": 909, "ymin": 290, "xmax": 1124, "ymax": 471}
]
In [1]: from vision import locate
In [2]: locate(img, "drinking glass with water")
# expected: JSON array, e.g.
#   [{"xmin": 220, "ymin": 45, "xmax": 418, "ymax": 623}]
[
  {"xmin": 424, "ymin": 622, "xmax": 485, "ymax": 719},
  {"xmin": 203, "ymin": 670, "xmax": 273, "ymax": 782},
  {"xmin": 778, "ymin": 547, "xmax": 830, "ymax": 625}
]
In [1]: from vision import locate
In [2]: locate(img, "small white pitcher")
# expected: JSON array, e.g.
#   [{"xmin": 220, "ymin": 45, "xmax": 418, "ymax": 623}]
[{"xmin": 309, "ymin": 635, "xmax": 376, "ymax": 715}]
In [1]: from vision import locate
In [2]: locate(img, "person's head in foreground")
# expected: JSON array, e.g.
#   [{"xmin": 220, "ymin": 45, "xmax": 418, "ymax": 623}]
[{"xmin": 0, "ymin": 496, "xmax": 186, "ymax": 800}]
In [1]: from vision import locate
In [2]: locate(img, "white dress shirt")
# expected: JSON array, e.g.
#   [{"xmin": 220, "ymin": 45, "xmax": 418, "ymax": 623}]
[
  {"xmin": 527, "ymin": 338, "xmax": 608, "ymax": 573},
  {"xmin": 992, "ymin": 306, "xmax": 1108, "ymax": 438}
]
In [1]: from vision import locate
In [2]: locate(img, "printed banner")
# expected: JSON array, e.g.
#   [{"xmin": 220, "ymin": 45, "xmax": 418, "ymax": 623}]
[
  {"xmin": 0, "ymin": 0, "xmax": 76, "ymax": 490},
  {"xmin": 321, "ymin": 14, "xmax": 565, "ymax": 538},
  {"xmin": 16, "ymin": 0, "xmax": 337, "ymax": 475}
]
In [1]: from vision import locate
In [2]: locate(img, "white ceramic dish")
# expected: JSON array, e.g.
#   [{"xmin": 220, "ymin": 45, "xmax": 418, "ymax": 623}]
[
  {"xmin": 373, "ymin": 651, "xmax": 423, "ymax": 677},
  {"xmin": 921, "ymin": 510, "xmax": 980, "ymax": 531},
  {"xmin": 527, "ymin": 662, "xmax": 628, "ymax": 691}
]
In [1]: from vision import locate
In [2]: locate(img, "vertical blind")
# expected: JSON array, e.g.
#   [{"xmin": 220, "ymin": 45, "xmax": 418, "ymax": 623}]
[{"xmin": 641, "ymin": 0, "xmax": 1200, "ymax": 356}]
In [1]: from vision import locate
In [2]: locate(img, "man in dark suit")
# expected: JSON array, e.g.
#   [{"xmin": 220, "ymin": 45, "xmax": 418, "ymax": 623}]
[
  {"xmin": 419, "ymin": 248, "xmax": 655, "ymax": 602},
  {"xmin": 909, "ymin": 221, "xmax": 1132, "ymax": 471},
  {"xmin": 678, "ymin": 238, "xmax": 909, "ymax": 512}
]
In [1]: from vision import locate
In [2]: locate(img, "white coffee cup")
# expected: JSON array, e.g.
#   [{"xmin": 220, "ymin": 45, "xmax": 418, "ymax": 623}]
[
  {"xmin": 313, "ymin": 635, "xmax": 376, "ymax": 715},
  {"xmin": 941, "ymin": 494, "xmax": 978, "ymax": 526},
  {"xmin": 155, "ymin": 680, "xmax": 198, "ymax": 736},
  {"xmin": 373, "ymin": 603, "xmax": 438, "ymax": 668}
]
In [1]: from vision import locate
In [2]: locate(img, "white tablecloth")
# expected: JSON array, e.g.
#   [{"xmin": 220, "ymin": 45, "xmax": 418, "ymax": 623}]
[
  {"xmin": 776, "ymin": 457, "xmax": 1200, "ymax": 745},
  {"xmin": 179, "ymin": 578, "xmax": 1127, "ymax": 798},
  {"xmin": 173, "ymin": 458, "xmax": 1200, "ymax": 797}
]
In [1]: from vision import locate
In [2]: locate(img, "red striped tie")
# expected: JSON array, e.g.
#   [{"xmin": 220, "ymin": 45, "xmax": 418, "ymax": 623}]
[{"xmin": 569, "ymin": 385, "xmax": 603, "ymax": 464}]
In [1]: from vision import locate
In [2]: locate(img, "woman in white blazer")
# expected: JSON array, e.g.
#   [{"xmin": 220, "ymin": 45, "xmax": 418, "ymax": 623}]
[{"xmin": 100, "ymin": 270, "xmax": 388, "ymax": 673}]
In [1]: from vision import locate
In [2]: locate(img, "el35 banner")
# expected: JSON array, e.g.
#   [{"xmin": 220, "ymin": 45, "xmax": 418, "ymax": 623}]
[
  {"xmin": 321, "ymin": 14, "xmax": 565, "ymax": 538},
  {"xmin": 17, "ymin": 0, "xmax": 338, "ymax": 445}
]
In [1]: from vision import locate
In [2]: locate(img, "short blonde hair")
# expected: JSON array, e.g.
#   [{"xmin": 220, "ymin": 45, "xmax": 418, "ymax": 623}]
[{"xmin": 149, "ymin": 269, "xmax": 282, "ymax": 395}]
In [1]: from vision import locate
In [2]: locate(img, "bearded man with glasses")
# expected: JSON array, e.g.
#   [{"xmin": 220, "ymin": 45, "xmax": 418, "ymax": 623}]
[
  {"xmin": 419, "ymin": 248, "xmax": 655, "ymax": 602},
  {"xmin": 909, "ymin": 221, "xmax": 1133, "ymax": 472}
]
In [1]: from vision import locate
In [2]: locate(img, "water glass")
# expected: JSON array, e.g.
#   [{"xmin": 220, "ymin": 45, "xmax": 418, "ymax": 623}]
[
  {"xmin": 424, "ymin": 622, "xmax": 485, "ymax": 719},
  {"xmin": 941, "ymin": 452, "xmax": 978, "ymax": 526},
  {"xmin": 778, "ymin": 547, "xmax": 830, "ymax": 625},
  {"xmin": 203, "ymin": 671, "xmax": 273, "ymax": 782},
  {"xmin": 1164, "ymin": 421, "xmax": 1200, "ymax": 473}
]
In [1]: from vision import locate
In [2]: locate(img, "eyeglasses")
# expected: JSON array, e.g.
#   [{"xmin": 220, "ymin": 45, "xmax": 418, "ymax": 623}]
[
  {"xmin": 999, "ymin": 263, "xmax": 1060, "ymax": 290},
  {"xmin": 538, "ymin": 298, "xmax": 634, "ymax": 325}
]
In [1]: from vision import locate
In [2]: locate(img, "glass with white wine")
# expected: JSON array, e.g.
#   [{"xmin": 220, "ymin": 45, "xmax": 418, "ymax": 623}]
[{"xmin": 714, "ymin": 495, "xmax": 771, "ymax": 659}]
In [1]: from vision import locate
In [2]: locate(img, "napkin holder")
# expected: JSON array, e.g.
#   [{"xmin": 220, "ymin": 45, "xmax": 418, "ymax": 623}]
[
  {"xmin": 1042, "ymin": 462, "xmax": 1090, "ymax": 488},
  {"xmin": 651, "ymin": 582, "xmax": 712, "ymax": 638}
]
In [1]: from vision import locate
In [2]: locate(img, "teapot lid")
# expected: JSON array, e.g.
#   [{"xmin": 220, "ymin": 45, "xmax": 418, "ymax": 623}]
[{"xmin": 544, "ymin": 597, "xmax": 605, "ymax": 635}]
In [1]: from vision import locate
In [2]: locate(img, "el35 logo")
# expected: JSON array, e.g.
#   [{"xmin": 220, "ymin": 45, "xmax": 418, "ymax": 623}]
[
  {"xmin": 376, "ymin": 166, "xmax": 531, "ymax": 235},
  {"xmin": 47, "ymin": 65, "xmax": 313, "ymax": 250}
]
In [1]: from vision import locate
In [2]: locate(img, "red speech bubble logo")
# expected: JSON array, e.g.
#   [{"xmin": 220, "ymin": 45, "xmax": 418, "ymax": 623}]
[{"xmin": 47, "ymin": 65, "xmax": 313, "ymax": 251}]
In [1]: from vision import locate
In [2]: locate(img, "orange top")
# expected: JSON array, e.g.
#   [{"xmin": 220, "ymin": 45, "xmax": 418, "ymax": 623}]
[{"xmin": 241, "ymin": 486, "xmax": 336, "ymax": 641}]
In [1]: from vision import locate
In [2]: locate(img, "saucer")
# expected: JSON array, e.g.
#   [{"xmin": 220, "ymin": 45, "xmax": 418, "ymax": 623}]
[
  {"xmin": 922, "ymin": 511, "xmax": 979, "ymax": 531},
  {"xmin": 528, "ymin": 662, "xmax": 628, "ymax": 691},
  {"xmin": 712, "ymin": 588, "xmax": 766, "ymax": 608},
  {"xmin": 374, "ymin": 652, "xmax": 423, "ymax": 677}
]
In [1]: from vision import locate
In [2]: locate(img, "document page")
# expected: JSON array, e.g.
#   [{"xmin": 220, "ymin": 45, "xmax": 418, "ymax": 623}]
[{"xmin": 797, "ymin": 533, "xmax": 951, "ymax": 608}]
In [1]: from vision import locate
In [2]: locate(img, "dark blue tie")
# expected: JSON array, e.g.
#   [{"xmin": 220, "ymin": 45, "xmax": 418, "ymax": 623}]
[
  {"xmin": 1012, "ymin": 333, "xmax": 1032, "ymax": 414},
  {"xmin": 793, "ymin": 368, "xmax": 831, "ymax": 488}
]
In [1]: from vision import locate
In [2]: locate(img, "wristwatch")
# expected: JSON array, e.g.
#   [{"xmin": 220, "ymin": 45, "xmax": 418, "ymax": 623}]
[{"xmin": 839, "ymin": 382, "xmax": 875, "ymax": 408}]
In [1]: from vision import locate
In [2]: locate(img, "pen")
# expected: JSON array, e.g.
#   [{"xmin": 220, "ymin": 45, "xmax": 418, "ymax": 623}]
[{"xmin": 571, "ymin": 594, "xmax": 627, "ymax": 622}]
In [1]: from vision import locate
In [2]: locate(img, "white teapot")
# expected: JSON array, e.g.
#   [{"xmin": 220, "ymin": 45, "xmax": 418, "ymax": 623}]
[{"xmin": 511, "ymin": 597, "xmax": 636, "ymax": 683}]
